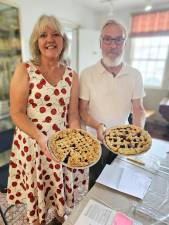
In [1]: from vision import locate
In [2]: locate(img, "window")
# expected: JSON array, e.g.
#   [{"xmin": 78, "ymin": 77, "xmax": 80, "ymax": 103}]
[
  {"xmin": 130, "ymin": 10, "xmax": 169, "ymax": 88},
  {"xmin": 130, "ymin": 36, "xmax": 169, "ymax": 87}
]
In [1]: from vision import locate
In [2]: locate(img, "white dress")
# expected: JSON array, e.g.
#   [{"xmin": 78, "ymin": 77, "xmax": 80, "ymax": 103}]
[{"xmin": 7, "ymin": 62, "xmax": 89, "ymax": 224}]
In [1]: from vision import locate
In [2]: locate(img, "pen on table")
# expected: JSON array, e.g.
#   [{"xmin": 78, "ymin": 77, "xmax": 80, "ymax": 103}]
[{"xmin": 127, "ymin": 157, "xmax": 145, "ymax": 166}]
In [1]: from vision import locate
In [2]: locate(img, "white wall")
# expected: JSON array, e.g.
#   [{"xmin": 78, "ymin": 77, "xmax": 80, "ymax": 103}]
[
  {"xmin": 78, "ymin": 28, "xmax": 101, "ymax": 72},
  {"xmin": 10, "ymin": 0, "xmax": 100, "ymax": 61}
]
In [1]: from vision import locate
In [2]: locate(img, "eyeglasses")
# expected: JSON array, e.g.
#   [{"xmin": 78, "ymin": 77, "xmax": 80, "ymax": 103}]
[{"xmin": 101, "ymin": 36, "xmax": 125, "ymax": 45}]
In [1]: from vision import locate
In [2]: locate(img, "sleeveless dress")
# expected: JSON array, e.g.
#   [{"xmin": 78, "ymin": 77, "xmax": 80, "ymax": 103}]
[{"xmin": 7, "ymin": 62, "xmax": 89, "ymax": 224}]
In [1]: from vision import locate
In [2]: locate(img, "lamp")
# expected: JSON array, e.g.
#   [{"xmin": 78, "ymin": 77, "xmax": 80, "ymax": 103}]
[
  {"xmin": 107, "ymin": 0, "xmax": 118, "ymax": 19},
  {"xmin": 107, "ymin": 1, "xmax": 114, "ymax": 19},
  {"xmin": 144, "ymin": 0, "xmax": 152, "ymax": 11},
  {"xmin": 100, "ymin": 0, "xmax": 117, "ymax": 19}
]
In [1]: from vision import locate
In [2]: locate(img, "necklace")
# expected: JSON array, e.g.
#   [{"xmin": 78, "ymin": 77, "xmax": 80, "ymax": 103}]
[{"xmin": 40, "ymin": 62, "xmax": 62, "ymax": 76}]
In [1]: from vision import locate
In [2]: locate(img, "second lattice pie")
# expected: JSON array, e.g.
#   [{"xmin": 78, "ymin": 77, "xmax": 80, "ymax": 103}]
[{"xmin": 104, "ymin": 124, "xmax": 152, "ymax": 155}]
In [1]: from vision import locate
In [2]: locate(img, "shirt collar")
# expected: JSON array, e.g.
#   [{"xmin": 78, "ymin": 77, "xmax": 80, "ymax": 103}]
[
  {"xmin": 96, "ymin": 60, "xmax": 106, "ymax": 74},
  {"xmin": 96, "ymin": 60, "xmax": 127, "ymax": 77}
]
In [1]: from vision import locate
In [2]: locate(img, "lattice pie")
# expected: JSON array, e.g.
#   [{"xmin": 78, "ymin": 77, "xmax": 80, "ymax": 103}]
[
  {"xmin": 104, "ymin": 125, "xmax": 152, "ymax": 155},
  {"xmin": 48, "ymin": 128, "xmax": 100, "ymax": 167}
]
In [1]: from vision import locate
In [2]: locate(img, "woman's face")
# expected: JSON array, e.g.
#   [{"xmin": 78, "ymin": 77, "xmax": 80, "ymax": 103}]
[{"xmin": 38, "ymin": 26, "xmax": 63, "ymax": 60}]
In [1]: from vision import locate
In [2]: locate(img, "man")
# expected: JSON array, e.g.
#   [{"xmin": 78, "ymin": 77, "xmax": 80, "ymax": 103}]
[{"xmin": 79, "ymin": 20, "xmax": 146, "ymax": 188}]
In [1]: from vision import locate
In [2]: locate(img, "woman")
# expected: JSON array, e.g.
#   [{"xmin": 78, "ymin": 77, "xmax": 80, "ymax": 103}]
[{"xmin": 7, "ymin": 15, "xmax": 89, "ymax": 225}]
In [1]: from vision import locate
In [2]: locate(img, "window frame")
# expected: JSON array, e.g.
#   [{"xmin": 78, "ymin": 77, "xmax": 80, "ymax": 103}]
[{"xmin": 61, "ymin": 19, "xmax": 79, "ymax": 71}]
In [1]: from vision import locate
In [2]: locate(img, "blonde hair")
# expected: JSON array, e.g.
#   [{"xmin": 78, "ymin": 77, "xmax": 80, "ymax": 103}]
[
  {"xmin": 29, "ymin": 15, "xmax": 68, "ymax": 65},
  {"xmin": 101, "ymin": 19, "xmax": 127, "ymax": 39}
]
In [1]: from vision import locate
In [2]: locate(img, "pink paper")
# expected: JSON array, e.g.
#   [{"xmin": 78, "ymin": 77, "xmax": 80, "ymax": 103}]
[{"xmin": 112, "ymin": 212, "xmax": 133, "ymax": 225}]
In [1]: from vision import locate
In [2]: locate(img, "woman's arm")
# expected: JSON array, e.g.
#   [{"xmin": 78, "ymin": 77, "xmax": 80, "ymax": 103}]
[
  {"xmin": 10, "ymin": 63, "xmax": 50, "ymax": 156},
  {"xmin": 68, "ymin": 71, "xmax": 80, "ymax": 128}
]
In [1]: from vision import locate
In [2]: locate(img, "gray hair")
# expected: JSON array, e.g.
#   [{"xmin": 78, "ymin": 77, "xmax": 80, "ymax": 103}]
[
  {"xmin": 101, "ymin": 19, "xmax": 127, "ymax": 39},
  {"xmin": 29, "ymin": 14, "xmax": 68, "ymax": 65}
]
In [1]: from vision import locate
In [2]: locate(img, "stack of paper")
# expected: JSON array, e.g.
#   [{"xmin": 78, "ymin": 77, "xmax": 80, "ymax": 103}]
[{"xmin": 96, "ymin": 164, "xmax": 152, "ymax": 199}]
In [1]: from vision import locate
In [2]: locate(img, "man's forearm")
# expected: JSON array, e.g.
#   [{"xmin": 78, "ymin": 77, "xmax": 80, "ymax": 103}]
[
  {"xmin": 132, "ymin": 110, "xmax": 146, "ymax": 128},
  {"xmin": 80, "ymin": 111, "xmax": 100, "ymax": 130},
  {"xmin": 80, "ymin": 111, "xmax": 106, "ymax": 141}
]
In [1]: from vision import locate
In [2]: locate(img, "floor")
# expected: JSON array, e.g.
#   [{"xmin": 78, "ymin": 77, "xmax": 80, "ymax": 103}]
[
  {"xmin": 145, "ymin": 120, "xmax": 169, "ymax": 141},
  {"xmin": 0, "ymin": 192, "xmax": 61, "ymax": 225},
  {"xmin": 0, "ymin": 192, "xmax": 28, "ymax": 225}
]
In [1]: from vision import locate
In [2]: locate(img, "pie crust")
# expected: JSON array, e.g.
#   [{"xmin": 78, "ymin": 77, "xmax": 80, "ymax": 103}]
[
  {"xmin": 104, "ymin": 125, "xmax": 152, "ymax": 155},
  {"xmin": 48, "ymin": 128, "xmax": 101, "ymax": 168}
]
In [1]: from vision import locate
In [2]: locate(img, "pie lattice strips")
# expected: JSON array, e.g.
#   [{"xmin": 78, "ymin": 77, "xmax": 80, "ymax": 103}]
[
  {"xmin": 104, "ymin": 125, "xmax": 152, "ymax": 155},
  {"xmin": 48, "ymin": 128, "xmax": 100, "ymax": 167}
]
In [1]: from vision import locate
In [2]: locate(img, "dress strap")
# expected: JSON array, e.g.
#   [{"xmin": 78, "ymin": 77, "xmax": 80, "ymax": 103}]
[
  {"xmin": 24, "ymin": 61, "xmax": 39, "ymax": 79},
  {"xmin": 64, "ymin": 66, "xmax": 74, "ymax": 83}
]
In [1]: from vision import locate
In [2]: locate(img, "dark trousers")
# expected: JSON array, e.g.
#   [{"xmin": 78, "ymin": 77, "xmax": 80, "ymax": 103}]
[{"xmin": 89, "ymin": 144, "xmax": 117, "ymax": 189}]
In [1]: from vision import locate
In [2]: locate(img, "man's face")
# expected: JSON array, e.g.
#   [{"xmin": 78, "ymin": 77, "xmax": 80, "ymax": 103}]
[{"xmin": 100, "ymin": 24, "xmax": 126, "ymax": 65}]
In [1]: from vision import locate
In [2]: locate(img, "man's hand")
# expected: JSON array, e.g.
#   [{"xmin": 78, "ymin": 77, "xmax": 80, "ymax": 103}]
[{"xmin": 96, "ymin": 123, "xmax": 106, "ymax": 142}]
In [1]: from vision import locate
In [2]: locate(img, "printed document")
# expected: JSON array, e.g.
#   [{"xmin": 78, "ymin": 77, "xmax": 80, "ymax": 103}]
[
  {"xmin": 75, "ymin": 199, "xmax": 142, "ymax": 225},
  {"xmin": 96, "ymin": 164, "xmax": 152, "ymax": 199}
]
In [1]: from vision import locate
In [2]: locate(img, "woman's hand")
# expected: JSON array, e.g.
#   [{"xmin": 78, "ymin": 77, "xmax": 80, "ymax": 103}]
[
  {"xmin": 96, "ymin": 123, "xmax": 106, "ymax": 142},
  {"xmin": 36, "ymin": 133, "xmax": 52, "ymax": 159}
]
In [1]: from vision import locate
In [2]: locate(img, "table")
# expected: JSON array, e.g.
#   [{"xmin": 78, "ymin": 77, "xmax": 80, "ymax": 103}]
[
  {"xmin": 145, "ymin": 109, "xmax": 155, "ymax": 118},
  {"xmin": 63, "ymin": 139, "xmax": 169, "ymax": 225}
]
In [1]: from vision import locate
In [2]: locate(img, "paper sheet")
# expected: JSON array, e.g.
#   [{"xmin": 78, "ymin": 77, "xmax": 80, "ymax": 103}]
[
  {"xmin": 75, "ymin": 199, "xmax": 115, "ymax": 225},
  {"xmin": 75, "ymin": 199, "xmax": 142, "ymax": 225},
  {"xmin": 96, "ymin": 164, "xmax": 152, "ymax": 199}
]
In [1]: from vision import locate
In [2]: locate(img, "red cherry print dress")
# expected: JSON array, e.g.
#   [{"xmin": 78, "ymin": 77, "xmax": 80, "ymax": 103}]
[{"xmin": 7, "ymin": 62, "xmax": 89, "ymax": 224}]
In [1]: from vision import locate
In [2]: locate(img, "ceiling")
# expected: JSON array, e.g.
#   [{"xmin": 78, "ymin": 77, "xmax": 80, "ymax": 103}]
[{"xmin": 74, "ymin": 0, "xmax": 169, "ymax": 12}]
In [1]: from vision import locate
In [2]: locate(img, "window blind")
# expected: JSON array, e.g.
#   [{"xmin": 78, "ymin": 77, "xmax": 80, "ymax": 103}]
[{"xmin": 130, "ymin": 9, "xmax": 169, "ymax": 37}]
